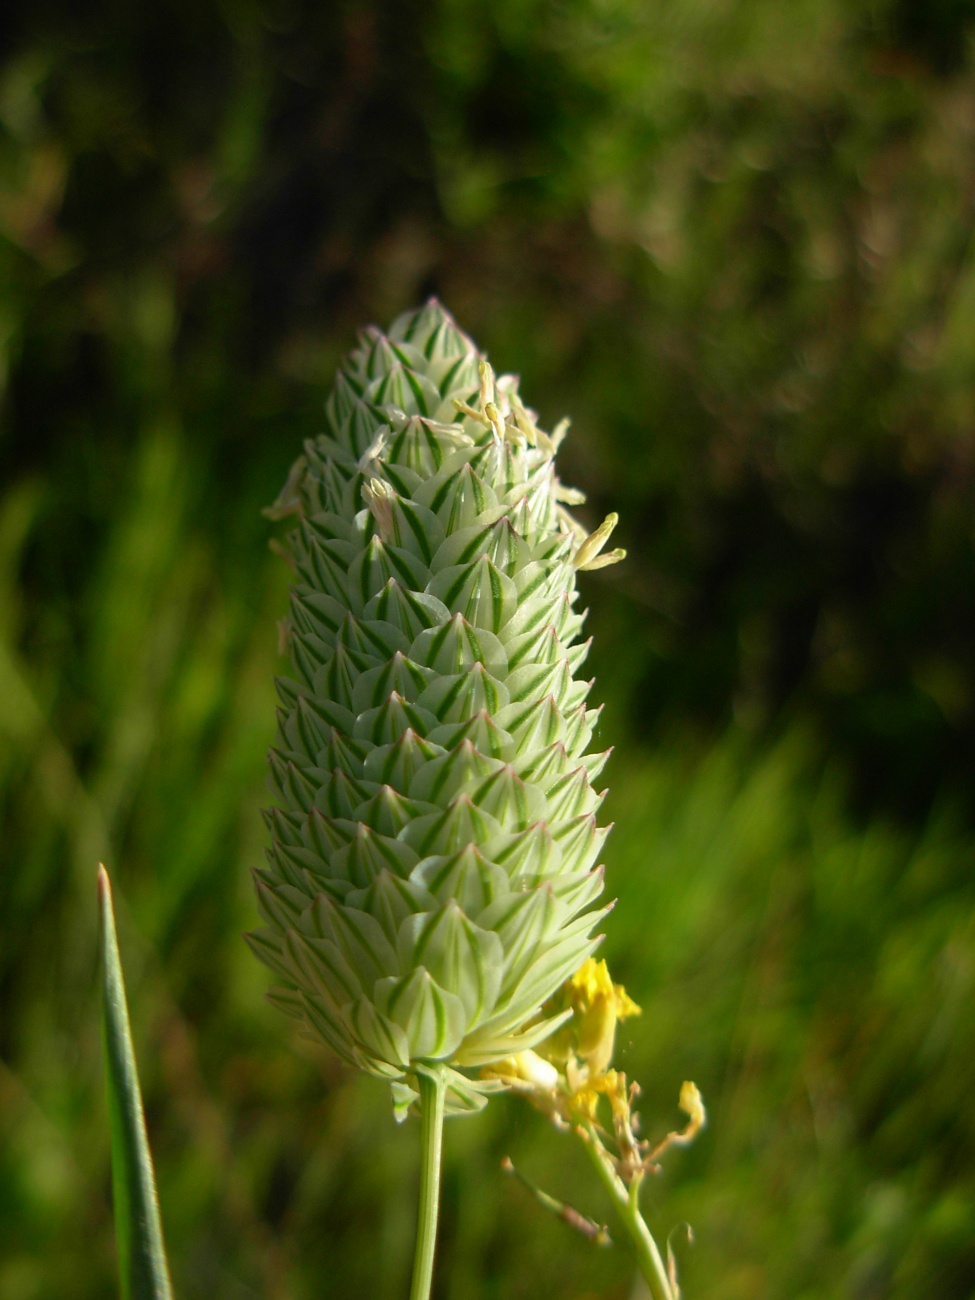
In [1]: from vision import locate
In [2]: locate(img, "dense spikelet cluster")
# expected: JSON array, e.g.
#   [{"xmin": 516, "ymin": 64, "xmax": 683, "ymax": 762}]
[{"xmin": 248, "ymin": 301, "xmax": 623, "ymax": 1117}]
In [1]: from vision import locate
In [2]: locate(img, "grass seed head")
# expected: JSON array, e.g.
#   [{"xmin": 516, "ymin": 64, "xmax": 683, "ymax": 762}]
[{"xmin": 249, "ymin": 300, "xmax": 617, "ymax": 1118}]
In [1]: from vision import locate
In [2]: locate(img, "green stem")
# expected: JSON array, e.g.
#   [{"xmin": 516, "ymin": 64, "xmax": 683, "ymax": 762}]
[
  {"xmin": 578, "ymin": 1126, "xmax": 674, "ymax": 1300},
  {"xmin": 409, "ymin": 1066, "xmax": 448, "ymax": 1300}
]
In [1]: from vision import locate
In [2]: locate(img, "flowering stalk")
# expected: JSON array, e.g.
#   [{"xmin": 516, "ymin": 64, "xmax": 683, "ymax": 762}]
[
  {"xmin": 578, "ymin": 1134, "xmax": 674, "ymax": 1300},
  {"xmin": 580, "ymin": 1080, "xmax": 704, "ymax": 1299},
  {"xmin": 250, "ymin": 300, "xmax": 627, "ymax": 1294},
  {"xmin": 486, "ymin": 958, "xmax": 705, "ymax": 1297}
]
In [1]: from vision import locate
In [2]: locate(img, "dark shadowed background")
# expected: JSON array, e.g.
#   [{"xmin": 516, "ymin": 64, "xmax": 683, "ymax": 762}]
[{"xmin": 1, "ymin": 1, "xmax": 974, "ymax": 1297}]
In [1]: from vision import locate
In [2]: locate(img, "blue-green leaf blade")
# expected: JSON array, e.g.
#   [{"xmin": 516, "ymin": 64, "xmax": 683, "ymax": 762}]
[{"xmin": 98, "ymin": 864, "xmax": 174, "ymax": 1300}]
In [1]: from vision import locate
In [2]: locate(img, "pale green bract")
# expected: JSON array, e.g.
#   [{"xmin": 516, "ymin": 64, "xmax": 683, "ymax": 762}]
[{"xmin": 249, "ymin": 300, "xmax": 620, "ymax": 1119}]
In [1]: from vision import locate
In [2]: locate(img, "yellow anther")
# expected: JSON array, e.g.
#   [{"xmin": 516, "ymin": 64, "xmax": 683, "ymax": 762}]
[
  {"xmin": 478, "ymin": 358, "xmax": 495, "ymax": 410},
  {"xmin": 573, "ymin": 513, "xmax": 621, "ymax": 571},
  {"xmin": 581, "ymin": 547, "xmax": 626, "ymax": 572},
  {"xmin": 483, "ymin": 400, "xmax": 506, "ymax": 441}
]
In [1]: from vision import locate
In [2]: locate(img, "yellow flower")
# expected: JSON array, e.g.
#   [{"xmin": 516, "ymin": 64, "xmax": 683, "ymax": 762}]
[
  {"xmin": 678, "ymin": 1081, "xmax": 705, "ymax": 1135},
  {"xmin": 567, "ymin": 1067, "xmax": 624, "ymax": 1124},
  {"xmin": 542, "ymin": 957, "xmax": 642, "ymax": 1078},
  {"xmin": 481, "ymin": 960, "xmax": 646, "ymax": 1130}
]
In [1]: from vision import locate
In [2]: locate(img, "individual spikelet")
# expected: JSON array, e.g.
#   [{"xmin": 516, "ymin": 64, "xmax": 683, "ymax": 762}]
[{"xmin": 248, "ymin": 300, "xmax": 625, "ymax": 1118}]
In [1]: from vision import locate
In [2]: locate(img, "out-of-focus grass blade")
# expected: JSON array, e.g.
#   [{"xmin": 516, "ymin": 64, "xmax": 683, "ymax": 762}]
[{"xmin": 98, "ymin": 864, "xmax": 174, "ymax": 1300}]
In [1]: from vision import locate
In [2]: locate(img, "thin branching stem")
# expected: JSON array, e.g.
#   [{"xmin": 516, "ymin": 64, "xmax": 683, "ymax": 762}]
[{"xmin": 577, "ymin": 1124, "xmax": 675, "ymax": 1300}]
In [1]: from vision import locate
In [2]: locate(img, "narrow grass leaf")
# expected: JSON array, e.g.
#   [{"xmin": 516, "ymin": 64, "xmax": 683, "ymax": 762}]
[{"xmin": 98, "ymin": 865, "xmax": 174, "ymax": 1300}]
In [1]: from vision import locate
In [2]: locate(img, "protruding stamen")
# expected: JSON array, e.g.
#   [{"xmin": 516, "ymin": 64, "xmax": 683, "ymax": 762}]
[
  {"xmin": 483, "ymin": 400, "xmax": 506, "ymax": 441},
  {"xmin": 580, "ymin": 548, "xmax": 626, "ymax": 572},
  {"xmin": 452, "ymin": 397, "xmax": 485, "ymax": 423},
  {"xmin": 358, "ymin": 428, "xmax": 388, "ymax": 471},
  {"xmin": 550, "ymin": 418, "xmax": 570, "ymax": 450},
  {"xmin": 452, "ymin": 360, "xmax": 513, "ymax": 443},
  {"xmin": 478, "ymin": 358, "xmax": 495, "ymax": 411},
  {"xmin": 362, "ymin": 477, "xmax": 396, "ymax": 541},
  {"xmin": 508, "ymin": 390, "xmax": 539, "ymax": 447},
  {"xmin": 572, "ymin": 513, "xmax": 625, "ymax": 571}
]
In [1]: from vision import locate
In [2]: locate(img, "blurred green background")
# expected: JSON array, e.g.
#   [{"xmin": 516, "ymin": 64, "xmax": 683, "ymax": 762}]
[{"xmin": 2, "ymin": 1, "xmax": 975, "ymax": 1296}]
